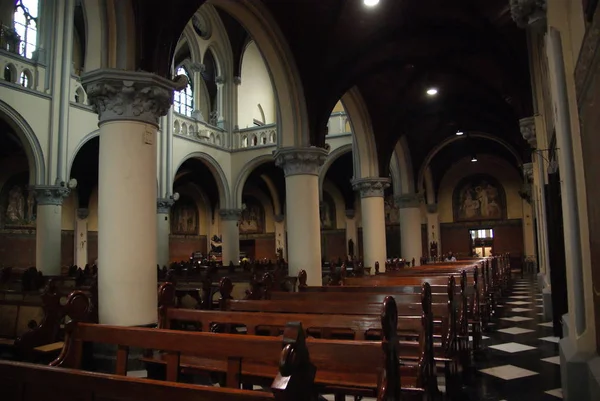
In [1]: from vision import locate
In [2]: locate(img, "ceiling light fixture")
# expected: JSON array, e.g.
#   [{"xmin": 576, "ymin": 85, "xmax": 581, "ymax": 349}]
[
  {"xmin": 456, "ymin": 130, "xmax": 464, "ymax": 136},
  {"xmin": 426, "ymin": 88, "xmax": 438, "ymax": 96},
  {"xmin": 471, "ymin": 154, "xmax": 478, "ymax": 163},
  {"xmin": 363, "ymin": 0, "xmax": 380, "ymax": 6}
]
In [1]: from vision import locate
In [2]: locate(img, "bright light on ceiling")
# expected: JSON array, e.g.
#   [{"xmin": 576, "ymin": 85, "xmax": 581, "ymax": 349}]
[
  {"xmin": 456, "ymin": 130, "xmax": 464, "ymax": 136},
  {"xmin": 426, "ymin": 88, "xmax": 438, "ymax": 96},
  {"xmin": 471, "ymin": 155, "xmax": 478, "ymax": 162},
  {"xmin": 363, "ymin": 0, "xmax": 380, "ymax": 7}
]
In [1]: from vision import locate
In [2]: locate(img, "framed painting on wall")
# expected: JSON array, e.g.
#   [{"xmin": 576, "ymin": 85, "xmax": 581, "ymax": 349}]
[{"xmin": 453, "ymin": 174, "xmax": 506, "ymax": 222}]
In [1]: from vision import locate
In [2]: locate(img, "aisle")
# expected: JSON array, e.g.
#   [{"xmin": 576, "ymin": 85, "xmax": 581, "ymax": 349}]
[{"xmin": 465, "ymin": 275, "xmax": 562, "ymax": 400}]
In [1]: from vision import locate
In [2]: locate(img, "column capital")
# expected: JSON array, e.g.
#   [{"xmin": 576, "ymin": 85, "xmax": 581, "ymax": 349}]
[
  {"xmin": 509, "ymin": 0, "xmax": 546, "ymax": 29},
  {"xmin": 82, "ymin": 68, "xmax": 182, "ymax": 127},
  {"xmin": 32, "ymin": 185, "xmax": 70, "ymax": 206},
  {"xmin": 351, "ymin": 178, "xmax": 390, "ymax": 198},
  {"xmin": 274, "ymin": 214, "xmax": 285, "ymax": 223},
  {"xmin": 522, "ymin": 162, "xmax": 534, "ymax": 183},
  {"xmin": 395, "ymin": 193, "xmax": 423, "ymax": 209},
  {"xmin": 519, "ymin": 116, "xmax": 537, "ymax": 148},
  {"xmin": 345, "ymin": 209, "xmax": 356, "ymax": 219},
  {"xmin": 215, "ymin": 76, "xmax": 226, "ymax": 85},
  {"xmin": 233, "ymin": 76, "xmax": 242, "ymax": 85},
  {"xmin": 426, "ymin": 203, "xmax": 438, "ymax": 214},
  {"xmin": 157, "ymin": 198, "xmax": 175, "ymax": 214},
  {"xmin": 219, "ymin": 209, "xmax": 242, "ymax": 221},
  {"xmin": 274, "ymin": 147, "xmax": 328, "ymax": 177},
  {"xmin": 77, "ymin": 208, "xmax": 89, "ymax": 219}
]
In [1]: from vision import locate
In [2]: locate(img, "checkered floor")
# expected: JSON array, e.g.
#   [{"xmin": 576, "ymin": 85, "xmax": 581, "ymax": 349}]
[{"xmin": 464, "ymin": 274, "xmax": 563, "ymax": 401}]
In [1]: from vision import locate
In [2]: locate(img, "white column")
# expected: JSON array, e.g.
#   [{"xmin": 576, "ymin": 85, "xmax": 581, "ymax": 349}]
[
  {"xmin": 352, "ymin": 179, "xmax": 389, "ymax": 272},
  {"xmin": 215, "ymin": 76, "xmax": 226, "ymax": 129},
  {"xmin": 397, "ymin": 193, "xmax": 423, "ymax": 264},
  {"xmin": 82, "ymin": 69, "xmax": 177, "ymax": 326},
  {"xmin": 521, "ymin": 163, "xmax": 536, "ymax": 260},
  {"xmin": 157, "ymin": 199, "xmax": 174, "ymax": 268},
  {"xmin": 220, "ymin": 209, "xmax": 241, "ymax": 265},
  {"xmin": 274, "ymin": 214, "xmax": 287, "ymax": 260},
  {"xmin": 345, "ymin": 209, "xmax": 358, "ymax": 259},
  {"xmin": 74, "ymin": 208, "xmax": 89, "ymax": 267},
  {"xmin": 275, "ymin": 147, "xmax": 328, "ymax": 286},
  {"xmin": 230, "ymin": 76, "xmax": 241, "ymax": 149},
  {"xmin": 33, "ymin": 186, "xmax": 70, "ymax": 275},
  {"xmin": 426, "ymin": 204, "xmax": 440, "ymax": 259}
]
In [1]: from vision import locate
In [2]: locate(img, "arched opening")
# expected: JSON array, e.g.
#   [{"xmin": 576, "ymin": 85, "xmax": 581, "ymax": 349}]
[
  {"xmin": 238, "ymin": 41, "xmax": 275, "ymax": 129},
  {"xmin": 20, "ymin": 69, "xmax": 32, "ymax": 88},
  {"xmin": 4, "ymin": 64, "xmax": 17, "ymax": 83}
]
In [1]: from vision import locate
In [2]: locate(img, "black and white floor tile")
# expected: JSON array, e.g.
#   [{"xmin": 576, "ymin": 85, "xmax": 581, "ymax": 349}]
[{"xmin": 462, "ymin": 274, "xmax": 562, "ymax": 401}]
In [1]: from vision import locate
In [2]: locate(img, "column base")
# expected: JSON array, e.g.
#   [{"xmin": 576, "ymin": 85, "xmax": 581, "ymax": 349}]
[{"xmin": 559, "ymin": 334, "xmax": 597, "ymax": 401}]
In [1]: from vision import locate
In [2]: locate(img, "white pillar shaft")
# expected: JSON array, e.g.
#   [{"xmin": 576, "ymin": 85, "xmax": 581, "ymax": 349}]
[
  {"xmin": 536, "ymin": 155, "xmax": 551, "ymax": 278},
  {"xmin": 400, "ymin": 207, "xmax": 423, "ymax": 263},
  {"xmin": 36, "ymin": 204, "xmax": 63, "ymax": 275},
  {"xmin": 157, "ymin": 212, "xmax": 170, "ymax": 268},
  {"xmin": 74, "ymin": 215, "xmax": 88, "ymax": 267},
  {"xmin": 285, "ymin": 174, "xmax": 322, "ymax": 286},
  {"xmin": 360, "ymin": 197, "xmax": 387, "ymax": 272},
  {"xmin": 275, "ymin": 219, "xmax": 286, "ymax": 259},
  {"xmin": 221, "ymin": 219, "xmax": 240, "ymax": 265},
  {"xmin": 98, "ymin": 121, "xmax": 157, "ymax": 326}
]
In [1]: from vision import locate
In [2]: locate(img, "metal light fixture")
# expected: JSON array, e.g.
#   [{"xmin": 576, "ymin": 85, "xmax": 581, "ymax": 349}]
[
  {"xmin": 363, "ymin": 0, "xmax": 380, "ymax": 7},
  {"xmin": 456, "ymin": 130, "xmax": 464, "ymax": 136},
  {"xmin": 471, "ymin": 154, "xmax": 478, "ymax": 162},
  {"xmin": 426, "ymin": 88, "xmax": 438, "ymax": 96}
]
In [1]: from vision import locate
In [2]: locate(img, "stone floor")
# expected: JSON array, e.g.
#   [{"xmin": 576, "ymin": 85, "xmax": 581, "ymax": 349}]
[{"xmin": 462, "ymin": 274, "xmax": 562, "ymax": 401}]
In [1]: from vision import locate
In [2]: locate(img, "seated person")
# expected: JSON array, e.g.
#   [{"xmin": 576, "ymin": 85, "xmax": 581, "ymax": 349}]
[{"xmin": 445, "ymin": 252, "xmax": 457, "ymax": 262}]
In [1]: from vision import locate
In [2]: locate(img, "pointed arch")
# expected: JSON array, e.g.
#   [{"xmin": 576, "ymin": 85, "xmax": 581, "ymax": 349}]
[
  {"xmin": 173, "ymin": 151, "xmax": 230, "ymax": 209},
  {"xmin": 319, "ymin": 144, "xmax": 352, "ymax": 201}
]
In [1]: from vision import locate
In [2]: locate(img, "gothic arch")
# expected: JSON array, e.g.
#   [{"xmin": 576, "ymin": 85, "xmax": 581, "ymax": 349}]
[
  {"xmin": 210, "ymin": 0, "xmax": 309, "ymax": 147},
  {"xmin": 319, "ymin": 144, "xmax": 352, "ymax": 201},
  {"xmin": 341, "ymin": 87, "xmax": 378, "ymax": 180},
  {"xmin": 390, "ymin": 136, "xmax": 414, "ymax": 196},
  {"xmin": 0, "ymin": 99, "xmax": 46, "ymax": 185},
  {"xmin": 81, "ymin": 0, "xmax": 108, "ymax": 71},
  {"xmin": 233, "ymin": 154, "xmax": 274, "ymax": 208},
  {"xmin": 417, "ymin": 132, "xmax": 523, "ymax": 191},
  {"xmin": 173, "ymin": 151, "xmax": 230, "ymax": 208},
  {"xmin": 67, "ymin": 129, "xmax": 99, "ymax": 178}
]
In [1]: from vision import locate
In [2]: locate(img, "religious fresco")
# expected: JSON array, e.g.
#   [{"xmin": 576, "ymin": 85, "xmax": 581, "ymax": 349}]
[
  {"xmin": 239, "ymin": 197, "xmax": 264, "ymax": 234},
  {"xmin": 320, "ymin": 192, "xmax": 336, "ymax": 229},
  {"xmin": 384, "ymin": 195, "xmax": 399, "ymax": 225},
  {"xmin": 0, "ymin": 173, "xmax": 36, "ymax": 229},
  {"xmin": 170, "ymin": 195, "xmax": 198, "ymax": 235},
  {"xmin": 453, "ymin": 174, "xmax": 506, "ymax": 222}
]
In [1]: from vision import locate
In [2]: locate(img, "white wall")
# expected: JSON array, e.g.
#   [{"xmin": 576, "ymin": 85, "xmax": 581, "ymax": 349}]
[{"xmin": 238, "ymin": 41, "xmax": 276, "ymax": 128}]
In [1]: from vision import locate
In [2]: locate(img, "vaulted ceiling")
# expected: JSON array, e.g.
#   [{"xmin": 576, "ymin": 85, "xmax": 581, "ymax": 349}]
[{"xmin": 133, "ymin": 0, "xmax": 533, "ymax": 183}]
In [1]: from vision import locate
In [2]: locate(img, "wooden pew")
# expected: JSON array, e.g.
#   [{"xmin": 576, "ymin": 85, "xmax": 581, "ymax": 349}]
[{"xmin": 157, "ymin": 282, "xmax": 437, "ymax": 399}]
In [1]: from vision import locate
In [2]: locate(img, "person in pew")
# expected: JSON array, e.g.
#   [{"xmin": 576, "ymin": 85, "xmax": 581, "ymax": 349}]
[{"xmin": 445, "ymin": 252, "xmax": 457, "ymax": 262}]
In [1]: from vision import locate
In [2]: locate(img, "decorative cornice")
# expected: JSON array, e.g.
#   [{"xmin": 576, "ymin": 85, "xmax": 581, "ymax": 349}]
[
  {"xmin": 274, "ymin": 214, "xmax": 285, "ymax": 223},
  {"xmin": 81, "ymin": 69, "xmax": 179, "ymax": 127},
  {"xmin": 345, "ymin": 209, "xmax": 356, "ymax": 219},
  {"xmin": 76, "ymin": 208, "xmax": 89, "ymax": 220},
  {"xmin": 157, "ymin": 198, "xmax": 175, "ymax": 214},
  {"xmin": 509, "ymin": 0, "xmax": 547, "ymax": 29},
  {"xmin": 351, "ymin": 178, "xmax": 390, "ymax": 198},
  {"xmin": 219, "ymin": 209, "xmax": 242, "ymax": 221},
  {"xmin": 273, "ymin": 147, "xmax": 328, "ymax": 177},
  {"xmin": 426, "ymin": 203, "xmax": 438, "ymax": 214},
  {"xmin": 519, "ymin": 116, "xmax": 537, "ymax": 148},
  {"xmin": 522, "ymin": 162, "xmax": 534, "ymax": 182},
  {"xmin": 394, "ymin": 193, "xmax": 423, "ymax": 209},
  {"xmin": 32, "ymin": 185, "xmax": 70, "ymax": 206}
]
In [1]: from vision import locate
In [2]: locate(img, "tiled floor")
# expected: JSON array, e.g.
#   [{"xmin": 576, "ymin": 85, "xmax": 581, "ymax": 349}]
[{"xmin": 463, "ymin": 274, "xmax": 563, "ymax": 401}]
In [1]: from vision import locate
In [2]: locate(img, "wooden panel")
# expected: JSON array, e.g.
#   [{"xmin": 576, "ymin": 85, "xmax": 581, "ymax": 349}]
[{"xmin": 169, "ymin": 236, "xmax": 207, "ymax": 263}]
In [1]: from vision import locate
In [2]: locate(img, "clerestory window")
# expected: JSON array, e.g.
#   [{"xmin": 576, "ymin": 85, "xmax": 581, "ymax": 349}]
[
  {"xmin": 14, "ymin": 0, "xmax": 38, "ymax": 59},
  {"xmin": 174, "ymin": 66, "xmax": 193, "ymax": 117}
]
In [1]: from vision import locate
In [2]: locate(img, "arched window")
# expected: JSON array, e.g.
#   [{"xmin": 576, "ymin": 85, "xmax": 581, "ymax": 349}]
[
  {"xmin": 173, "ymin": 66, "xmax": 193, "ymax": 117},
  {"xmin": 20, "ymin": 71, "xmax": 29, "ymax": 87},
  {"xmin": 14, "ymin": 0, "xmax": 38, "ymax": 59}
]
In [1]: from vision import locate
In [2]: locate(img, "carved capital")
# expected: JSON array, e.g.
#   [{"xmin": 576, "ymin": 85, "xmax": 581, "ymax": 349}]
[
  {"xmin": 509, "ymin": 0, "xmax": 547, "ymax": 29},
  {"xmin": 345, "ymin": 209, "xmax": 356, "ymax": 219},
  {"xmin": 76, "ymin": 208, "xmax": 89, "ymax": 220},
  {"xmin": 32, "ymin": 185, "xmax": 70, "ymax": 206},
  {"xmin": 233, "ymin": 76, "xmax": 242, "ymax": 85},
  {"xmin": 522, "ymin": 162, "xmax": 534, "ymax": 183},
  {"xmin": 215, "ymin": 76, "xmax": 226, "ymax": 85},
  {"xmin": 519, "ymin": 116, "xmax": 537, "ymax": 148},
  {"xmin": 351, "ymin": 178, "xmax": 390, "ymax": 198},
  {"xmin": 81, "ymin": 69, "xmax": 178, "ymax": 127},
  {"xmin": 219, "ymin": 209, "xmax": 242, "ymax": 221},
  {"xmin": 426, "ymin": 203, "xmax": 438, "ymax": 214},
  {"xmin": 157, "ymin": 198, "xmax": 175, "ymax": 214},
  {"xmin": 188, "ymin": 62, "xmax": 205, "ymax": 73},
  {"xmin": 394, "ymin": 193, "xmax": 423, "ymax": 209},
  {"xmin": 274, "ymin": 147, "xmax": 328, "ymax": 177},
  {"xmin": 274, "ymin": 214, "xmax": 285, "ymax": 223}
]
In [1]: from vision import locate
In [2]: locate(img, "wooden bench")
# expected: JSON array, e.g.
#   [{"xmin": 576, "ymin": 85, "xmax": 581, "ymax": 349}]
[{"xmin": 157, "ymin": 282, "xmax": 437, "ymax": 399}]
